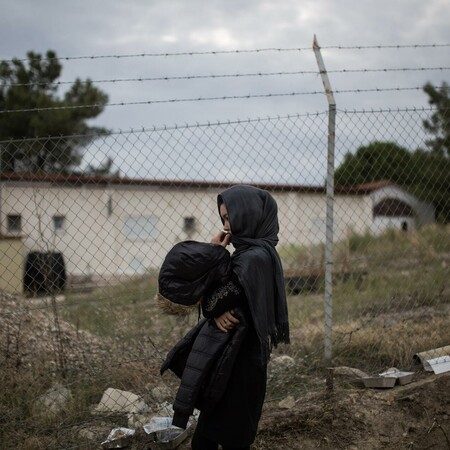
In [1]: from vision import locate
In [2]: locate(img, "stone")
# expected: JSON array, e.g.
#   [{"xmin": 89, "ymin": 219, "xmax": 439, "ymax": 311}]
[
  {"xmin": 278, "ymin": 395, "xmax": 296, "ymax": 409},
  {"xmin": 333, "ymin": 366, "xmax": 368, "ymax": 379},
  {"xmin": 332, "ymin": 366, "xmax": 368, "ymax": 386},
  {"xmin": 155, "ymin": 401, "xmax": 174, "ymax": 416},
  {"xmin": 33, "ymin": 383, "xmax": 72, "ymax": 417},
  {"xmin": 271, "ymin": 355, "xmax": 295, "ymax": 369},
  {"xmin": 150, "ymin": 385, "xmax": 172, "ymax": 403},
  {"xmin": 94, "ymin": 388, "xmax": 148, "ymax": 414},
  {"xmin": 78, "ymin": 428, "xmax": 97, "ymax": 441},
  {"xmin": 128, "ymin": 412, "xmax": 153, "ymax": 429}
]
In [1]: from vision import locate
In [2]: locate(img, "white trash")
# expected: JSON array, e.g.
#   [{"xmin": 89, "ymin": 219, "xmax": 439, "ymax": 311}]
[
  {"xmin": 101, "ymin": 427, "xmax": 135, "ymax": 449},
  {"xmin": 144, "ymin": 416, "xmax": 193, "ymax": 448}
]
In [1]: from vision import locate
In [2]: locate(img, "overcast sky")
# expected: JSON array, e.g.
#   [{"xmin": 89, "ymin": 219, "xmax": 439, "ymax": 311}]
[{"xmin": 1, "ymin": 0, "xmax": 449, "ymax": 183}]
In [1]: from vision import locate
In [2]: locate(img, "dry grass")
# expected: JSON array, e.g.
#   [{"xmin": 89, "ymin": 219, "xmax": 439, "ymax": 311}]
[{"xmin": 0, "ymin": 224, "xmax": 449, "ymax": 449}]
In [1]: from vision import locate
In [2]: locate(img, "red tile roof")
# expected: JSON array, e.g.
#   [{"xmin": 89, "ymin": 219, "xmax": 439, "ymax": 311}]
[{"xmin": 0, "ymin": 172, "xmax": 395, "ymax": 195}]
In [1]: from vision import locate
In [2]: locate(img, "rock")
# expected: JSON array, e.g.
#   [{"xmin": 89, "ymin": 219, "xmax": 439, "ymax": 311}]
[
  {"xmin": 271, "ymin": 355, "xmax": 295, "ymax": 369},
  {"xmin": 101, "ymin": 427, "xmax": 135, "ymax": 448},
  {"xmin": 278, "ymin": 395, "xmax": 296, "ymax": 409},
  {"xmin": 333, "ymin": 366, "xmax": 368, "ymax": 386},
  {"xmin": 155, "ymin": 401, "xmax": 174, "ymax": 416},
  {"xmin": 150, "ymin": 385, "xmax": 172, "ymax": 403},
  {"xmin": 33, "ymin": 383, "xmax": 72, "ymax": 417},
  {"xmin": 128, "ymin": 412, "xmax": 153, "ymax": 429},
  {"xmin": 75, "ymin": 423, "xmax": 112, "ymax": 443},
  {"xmin": 94, "ymin": 388, "xmax": 148, "ymax": 414},
  {"xmin": 78, "ymin": 427, "xmax": 97, "ymax": 441}
]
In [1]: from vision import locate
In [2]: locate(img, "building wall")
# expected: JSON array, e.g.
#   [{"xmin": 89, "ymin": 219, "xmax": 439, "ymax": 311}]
[
  {"xmin": 0, "ymin": 237, "xmax": 24, "ymax": 294},
  {"xmin": 0, "ymin": 182, "xmax": 396, "ymax": 279},
  {"xmin": 2, "ymin": 183, "xmax": 113, "ymax": 278},
  {"xmin": 369, "ymin": 185, "xmax": 435, "ymax": 233}
]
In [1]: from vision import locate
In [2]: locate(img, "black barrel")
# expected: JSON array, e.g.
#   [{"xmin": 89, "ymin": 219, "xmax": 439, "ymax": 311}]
[{"xmin": 24, "ymin": 252, "xmax": 66, "ymax": 294}]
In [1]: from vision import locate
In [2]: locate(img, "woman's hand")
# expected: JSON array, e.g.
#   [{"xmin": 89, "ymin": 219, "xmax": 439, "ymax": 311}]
[
  {"xmin": 215, "ymin": 309, "xmax": 240, "ymax": 332},
  {"xmin": 211, "ymin": 230, "xmax": 231, "ymax": 248}
]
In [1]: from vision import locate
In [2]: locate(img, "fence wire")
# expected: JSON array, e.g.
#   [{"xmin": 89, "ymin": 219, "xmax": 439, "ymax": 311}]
[{"xmin": 0, "ymin": 92, "xmax": 449, "ymax": 448}]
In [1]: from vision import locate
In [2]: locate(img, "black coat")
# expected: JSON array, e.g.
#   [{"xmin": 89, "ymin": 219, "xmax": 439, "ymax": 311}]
[
  {"xmin": 158, "ymin": 241, "xmax": 231, "ymax": 306},
  {"xmin": 158, "ymin": 236, "xmax": 274, "ymax": 446},
  {"xmin": 194, "ymin": 297, "xmax": 267, "ymax": 447},
  {"xmin": 164, "ymin": 276, "xmax": 267, "ymax": 447},
  {"xmin": 160, "ymin": 309, "xmax": 247, "ymax": 429}
]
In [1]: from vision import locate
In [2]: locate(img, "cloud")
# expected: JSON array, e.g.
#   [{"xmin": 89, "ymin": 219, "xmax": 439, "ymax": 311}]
[
  {"xmin": 1, "ymin": 0, "xmax": 449, "ymax": 144},
  {"xmin": 189, "ymin": 27, "xmax": 241, "ymax": 48}
]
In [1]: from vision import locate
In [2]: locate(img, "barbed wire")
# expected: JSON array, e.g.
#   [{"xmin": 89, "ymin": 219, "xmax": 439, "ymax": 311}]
[
  {"xmin": 0, "ymin": 86, "xmax": 437, "ymax": 114},
  {"xmin": 4, "ymin": 70, "xmax": 318, "ymax": 88},
  {"xmin": 4, "ymin": 43, "xmax": 450, "ymax": 63},
  {"xmin": 3, "ymin": 66, "xmax": 449, "ymax": 88},
  {"xmin": 0, "ymin": 111, "xmax": 330, "ymax": 144},
  {"xmin": 323, "ymin": 43, "xmax": 450, "ymax": 50},
  {"xmin": 0, "ymin": 106, "xmax": 435, "ymax": 144}
]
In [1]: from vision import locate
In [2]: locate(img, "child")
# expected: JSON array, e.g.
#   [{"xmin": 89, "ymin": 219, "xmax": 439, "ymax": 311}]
[{"xmin": 158, "ymin": 240, "xmax": 247, "ymax": 429}]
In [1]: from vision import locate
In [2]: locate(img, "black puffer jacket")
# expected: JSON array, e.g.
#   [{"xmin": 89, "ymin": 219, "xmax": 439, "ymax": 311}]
[
  {"xmin": 158, "ymin": 241, "xmax": 232, "ymax": 306},
  {"xmin": 160, "ymin": 309, "xmax": 247, "ymax": 429}
]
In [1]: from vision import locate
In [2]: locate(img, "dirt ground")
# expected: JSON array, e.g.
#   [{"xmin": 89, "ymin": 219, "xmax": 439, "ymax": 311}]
[
  {"xmin": 176, "ymin": 372, "xmax": 450, "ymax": 450},
  {"xmin": 1, "ymin": 290, "xmax": 449, "ymax": 450},
  {"xmin": 258, "ymin": 372, "xmax": 450, "ymax": 450}
]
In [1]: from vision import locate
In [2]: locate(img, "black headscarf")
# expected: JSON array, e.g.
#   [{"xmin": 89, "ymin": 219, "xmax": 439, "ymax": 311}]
[{"xmin": 218, "ymin": 185, "xmax": 290, "ymax": 363}]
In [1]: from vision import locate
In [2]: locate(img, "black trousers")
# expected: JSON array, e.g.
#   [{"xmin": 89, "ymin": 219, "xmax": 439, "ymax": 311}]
[{"xmin": 191, "ymin": 428, "xmax": 250, "ymax": 450}]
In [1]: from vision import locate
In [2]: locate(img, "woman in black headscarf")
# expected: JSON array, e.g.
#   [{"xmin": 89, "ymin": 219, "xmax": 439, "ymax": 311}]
[{"xmin": 191, "ymin": 185, "xmax": 290, "ymax": 450}]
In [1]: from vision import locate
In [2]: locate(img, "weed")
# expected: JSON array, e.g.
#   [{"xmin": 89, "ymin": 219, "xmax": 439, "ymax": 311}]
[{"xmin": 0, "ymin": 224, "xmax": 448, "ymax": 448}]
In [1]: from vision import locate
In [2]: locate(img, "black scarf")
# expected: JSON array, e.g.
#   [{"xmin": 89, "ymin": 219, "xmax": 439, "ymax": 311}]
[{"xmin": 218, "ymin": 185, "xmax": 290, "ymax": 363}]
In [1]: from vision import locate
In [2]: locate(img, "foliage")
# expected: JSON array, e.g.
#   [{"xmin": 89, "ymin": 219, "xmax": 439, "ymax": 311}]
[
  {"xmin": 0, "ymin": 50, "xmax": 109, "ymax": 173},
  {"xmin": 423, "ymin": 81, "xmax": 450, "ymax": 157},
  {"xmin": 284, "ymin": 224, "xmax": 450, "ymax": 371},
  {"xmin": 85, "ymin": 156, "xmax": 119, "ymax": 176},
  {"xmin": 1, "ymin": 225, "xmax": 449, "ymax": 449},
  {"xmin": 335, "ymin": 141, "xmax": 450, "ymax": 223},
  {"xmin": 335, "ymin": 141, "xmax": 413, "ymax": 186},
  {"xmin": 335, "ymin": 82, "xmax": 450, "ymax": 223}
]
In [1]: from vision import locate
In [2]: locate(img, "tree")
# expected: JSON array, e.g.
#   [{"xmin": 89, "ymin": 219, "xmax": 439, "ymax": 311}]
[
  {"xmin": 85, "ymin": 156, "xmax": 119, "ymax": 177},
  {"xmin": 335, "ymin": 141, "xmax": 450, "ymax": 223},
  {"xmin": 0, "ymin": 50, "xmax": 109, "ymax": 173},
  {"xmin": 335, "ymin": 142, "xmax": 414, "ymax": 186},
  {"xmin": 423, "ymin": 81, "xmax": 450, "ymax": 158}
]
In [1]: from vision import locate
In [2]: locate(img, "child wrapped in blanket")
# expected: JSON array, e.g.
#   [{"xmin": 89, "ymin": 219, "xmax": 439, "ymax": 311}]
[{"xmin": 158, "ymin": 240, "xmax": 247, "ymax": 429}]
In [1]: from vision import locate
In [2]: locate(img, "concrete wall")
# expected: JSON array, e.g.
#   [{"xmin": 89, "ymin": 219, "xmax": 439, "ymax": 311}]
[
  {"xmin": 2, "ymin": 181, "xmax": 429, "ymax": 279},
  {"xmin": 369, "ymin": 185, "xmax": 435, "ymax": 233},
  {"xmin": 0, "ymin": 237, "xmax": 24, "ymax": 294}
]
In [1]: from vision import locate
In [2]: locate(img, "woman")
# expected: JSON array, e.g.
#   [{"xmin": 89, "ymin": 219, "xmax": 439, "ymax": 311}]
[{"xmin": 191, "ymin": 185, "xmax": 290, "ymax": 450}]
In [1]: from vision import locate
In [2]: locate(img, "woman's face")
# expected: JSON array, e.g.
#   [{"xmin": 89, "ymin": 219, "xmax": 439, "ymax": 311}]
[{"xmin": 220, "ymin": 203, "xmax": 231, "ymax": 233}]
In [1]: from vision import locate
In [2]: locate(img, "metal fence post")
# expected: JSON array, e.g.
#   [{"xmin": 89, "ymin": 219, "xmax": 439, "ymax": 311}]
[{"xmin": 313, "ymin": 36, "xmax": 336, "ymax": 365}]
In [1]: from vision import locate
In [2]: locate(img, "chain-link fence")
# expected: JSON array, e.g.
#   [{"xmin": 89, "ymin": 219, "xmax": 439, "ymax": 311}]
[{"xmin": 1, "ymin": 54, "xmax": 449, "ymax": 448}]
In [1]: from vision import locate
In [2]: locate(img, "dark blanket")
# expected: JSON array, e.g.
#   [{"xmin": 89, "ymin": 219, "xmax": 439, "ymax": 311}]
[{"xmin": 158, "ymin": 241, "xmax": 231, "ymax": 306}]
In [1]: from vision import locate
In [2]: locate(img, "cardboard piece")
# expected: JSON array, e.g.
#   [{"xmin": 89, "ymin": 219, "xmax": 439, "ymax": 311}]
[{"xmin": 414, "ymin": 345, "xmax": 450, "ymax": 374}]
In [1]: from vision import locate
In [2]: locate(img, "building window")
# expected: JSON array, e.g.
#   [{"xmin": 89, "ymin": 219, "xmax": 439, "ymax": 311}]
[
  {"xmin": 123, "ymin": 216, "xmax": 159, "ymax": 241},
  {"xmin": 7, "ymin": 214, "xmax": 21, "ymax": 233},
  {"xmin": 53, "ymin": 216, "xmax": 65, "ymax": 233},
  {"xmin": 183, "ymin": 217, "xmax": 196, "ymax": 234}
]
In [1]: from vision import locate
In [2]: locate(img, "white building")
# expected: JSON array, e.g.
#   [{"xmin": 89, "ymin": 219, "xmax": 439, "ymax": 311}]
[{"xmin": 0, "ymin": 174, "xmax": 434, "ymax": 285}]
